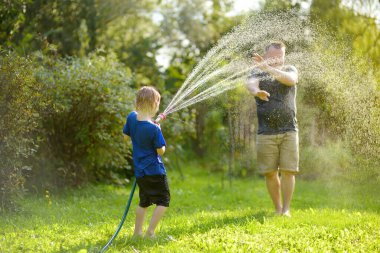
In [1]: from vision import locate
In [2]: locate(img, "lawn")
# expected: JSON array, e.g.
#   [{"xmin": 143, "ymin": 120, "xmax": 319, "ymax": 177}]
[{"xmin": 1, "ymin": 165, "xmax": 380, "ymax": 252}]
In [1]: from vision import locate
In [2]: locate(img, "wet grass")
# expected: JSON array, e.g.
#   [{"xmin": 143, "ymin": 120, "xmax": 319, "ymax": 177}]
[{"xmin": 1, "ymin": 166, "xmax": 379, "ymax": 252}]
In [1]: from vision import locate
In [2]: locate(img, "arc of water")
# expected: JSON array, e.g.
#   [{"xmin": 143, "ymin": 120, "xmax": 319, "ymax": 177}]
[
  {"xmin": 164, "ymin": 58, "xmax": 248, "ymax": 114},
  {"xmin": 165, "ymin": 55, "xmax": 224, "ymax": 113},
  {"xmin": 165, "ymin": 26, "xmax": 253, "ymax": 112},
  {"xmin": 164, "ymin": 61, "xmax": 274, "ymax": 115},
  {"xmin": 165, "ymin": 46, "xmax": 225, "ymax": 112},
  {"xmin": 164, "ymin": 64, "xmax": 256, "ymax": 115},
  {"xmin": 163, "ymin": 13, "xmax": 301, "ymax": 116},
  {"xmin": 164, "ymin": 78, "xmax": 243, "ymax": 115},
  {"xmin": 165, "ymin": 46, "xmax": 259, "ymax": 113},
  {"xmin": 187, "ymin": 38, "xmax": 252, "ymax": 89}
]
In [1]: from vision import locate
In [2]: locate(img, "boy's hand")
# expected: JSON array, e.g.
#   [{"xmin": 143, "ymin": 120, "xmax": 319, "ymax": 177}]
[{"xmin": 255, "ymin": 90, "xmax": 270, "ymax": 101}]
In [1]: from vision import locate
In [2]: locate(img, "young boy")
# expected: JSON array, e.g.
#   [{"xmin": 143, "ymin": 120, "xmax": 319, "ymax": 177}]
[{"xmin": 122, "ymin": 86, "xmax": 169, "ymax": 238}]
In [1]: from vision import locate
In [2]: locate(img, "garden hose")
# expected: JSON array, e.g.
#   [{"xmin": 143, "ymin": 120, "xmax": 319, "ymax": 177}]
[
  {"xmin": 155, "ymin": 113, "xmax": 167, "ymax": 123},
  {"xmin": 100, "ymin": 178, "xmax": 137, "ymax": 252}
]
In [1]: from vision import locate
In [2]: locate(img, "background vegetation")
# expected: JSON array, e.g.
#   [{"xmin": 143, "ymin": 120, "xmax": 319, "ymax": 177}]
[{"xmin": 1, "ymin": 0, "xmax": 379, "ymax": 213}]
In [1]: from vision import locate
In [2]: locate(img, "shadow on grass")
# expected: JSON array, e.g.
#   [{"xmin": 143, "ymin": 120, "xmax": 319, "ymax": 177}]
[{"xmin": 65, "ymin": 210, "xmax": 270, "ymax": 252}]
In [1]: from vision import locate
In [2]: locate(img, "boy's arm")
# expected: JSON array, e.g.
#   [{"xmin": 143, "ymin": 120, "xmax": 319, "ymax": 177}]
[
  {"xmin": 156, "ymin": 146, "xmax": 165, "ymax": 156},
  {"xmin": 154, "ymin": 126, "xmax": 166, "ymax": 156},
  {"xmin": 122, "ymin": 116, "xmax": 130, "ymax": 136}
]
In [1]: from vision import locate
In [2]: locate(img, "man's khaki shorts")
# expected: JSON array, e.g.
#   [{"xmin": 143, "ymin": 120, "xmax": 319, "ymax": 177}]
[{"xmin": 256, "ymin": 131, "xmax": 299, "ymax": 175}]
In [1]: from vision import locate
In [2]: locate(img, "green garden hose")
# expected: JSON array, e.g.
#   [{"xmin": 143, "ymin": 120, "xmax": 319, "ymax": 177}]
[{"xmin": 100, "ymin": 178, "xmax": 137, "ymax": 252}]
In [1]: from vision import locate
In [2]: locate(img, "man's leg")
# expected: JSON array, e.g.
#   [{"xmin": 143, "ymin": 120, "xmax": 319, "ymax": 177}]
[
  {"xmin": 281, "ymin": 171, "xmax": 295, "ymax": 216},
  {"xmin": 257, "ymin": 134, "xmax": 281, "ymax": 214},
  {"xmin": 279, "ymin": 132, "xmax": 299, "ymax": 217},
  {"xmin": 146, "ymin": 205, "xmax": 167, "ymax": 237},
  {"xmin": 265, "ymin": 171, "xmax": 282, "ymax": 214},
  {"xmin": 134, "ymin": 206, "xmax": 147, "ymax": 236}
]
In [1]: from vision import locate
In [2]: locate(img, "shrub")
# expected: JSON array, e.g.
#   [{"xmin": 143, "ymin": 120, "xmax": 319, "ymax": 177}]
[
  {"xmin": 31, "ymin": 52, "xmax": 135, "ymax": 188},
  {"xmin": 0, "ymin": 51, "xmax": 135, "ymax": 211},
  {"xmin": 0, "ymin": 52, "xmax": 47, "ymax": 211}
]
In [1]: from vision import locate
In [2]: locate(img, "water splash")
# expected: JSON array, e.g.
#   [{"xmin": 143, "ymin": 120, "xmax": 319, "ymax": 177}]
[
  {"xmin": 163, "ymin": 12, "xmax": 310, "ymax": 116},
  {"xmin": 162, "ymin": 11, "xmax": 379, "ymax": 161}
]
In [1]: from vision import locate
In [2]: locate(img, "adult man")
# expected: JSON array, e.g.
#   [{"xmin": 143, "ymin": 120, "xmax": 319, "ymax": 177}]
[{"xmin": 246, "ymin": 41, "xmax": 299, "ymax": 217}]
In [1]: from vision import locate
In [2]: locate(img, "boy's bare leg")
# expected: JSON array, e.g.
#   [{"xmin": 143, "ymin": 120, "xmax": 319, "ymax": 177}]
[
  {"xmin": 281, "ymin": 171, "xmax": 295, "ymax": 216},
  {"xmin": 134, "ymin": 206, "xmax": 147, "ymax": 236},
  {"xmin": 265, "ymin": 171, "xmax": 282, "ymax": 215},
  {"xmin": 146, "ymin": 205, "xmax": 167, "ymax": 237}
]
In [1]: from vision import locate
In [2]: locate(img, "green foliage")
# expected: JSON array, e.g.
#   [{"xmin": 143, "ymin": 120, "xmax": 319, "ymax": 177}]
[
  {"xmin": 262, "ymin": 0, "xmax": 305, "ymax": 12},
  {"xmin": 97, "ymin": 5, "xmax": 163, "ymax": 88},
  {"xmin": 210, "ymin": 88, "xmax": 258, "ymax": 178},
  {"xmin": 0, "ymin": 52, "xmax": 47, "ymax": 211},
  {"xmin": 32, "ymin": 52, "xmax": 135, "ymax": 188},
  {"xmin": 0, "ymin": 51, "xmax": 135, "ymax": 210},
  {"xmin": 0, "ymin": 0, "xmax": 158, "ymax": 56},
  {"xmin": 158, "ymin": 0, "xmax": 240, "ymax": 163},
  {"xmin": 160, "ymin": 0, "xmax": 236, "ymax": 53},
  {"xmin": 288, "ymin": 10, "xmax": 380, "ymax": 182},
  {"xmin": 300, "ymin": 34, "xmax": 380, "ymax": 161},
  {"xmin": 1, "ymin": 0, "xmax": 379, "ymax": 215},
  {"xmin": 310, "ymin": 0, "xmax": 380, "ymax": 80},
  {"xmin": 1, "ymin": 167, "xmax": 379, "ymax": 252},
  {"xmin": 299, "ymin": 140, "xmax": 354, "ymax": 181}
]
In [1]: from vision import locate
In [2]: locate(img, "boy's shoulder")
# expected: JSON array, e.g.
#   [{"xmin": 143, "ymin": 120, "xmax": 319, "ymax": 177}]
[
  {"xmin": 126, "ymin": 111, "xmax": 138, "ymax": 124},
  {"xmin": 127, "ymin": 111, "xmax": 137, "ymax": 119},
  {"xmin": 146, "ymin": 121, "xmax": 161, "ymax": 131},
  {"xmin": 127, "ymin": 111, "xmax": 160, "ymax": 130},
  {"xmin": 140, "ymin": 121, "xmax": 161, "ymax": 138}
]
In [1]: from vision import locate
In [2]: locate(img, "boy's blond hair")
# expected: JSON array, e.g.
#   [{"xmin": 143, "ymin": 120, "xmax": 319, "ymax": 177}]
[{"xmin": 136, "ymin": 86, "xmax": 161, "ymax": 113}]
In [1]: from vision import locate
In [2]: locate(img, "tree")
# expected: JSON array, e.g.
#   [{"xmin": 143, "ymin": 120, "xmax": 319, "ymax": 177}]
[
  {"xmin": 0, "ymin": 0, "xmax": 158, "ymax": 56},
  {"xmin": 159, "ymin": 0, "xmax": 240, "ymax": 156},
  {"xmin": 310, "ymin": 0, "xmax": 380, "ymax": 80}
]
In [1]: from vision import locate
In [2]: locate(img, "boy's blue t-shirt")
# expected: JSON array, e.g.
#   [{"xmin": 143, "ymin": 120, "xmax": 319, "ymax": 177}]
[{"xmin": 123, "ymin": 111, "xmax": 166, "ymax": 178}]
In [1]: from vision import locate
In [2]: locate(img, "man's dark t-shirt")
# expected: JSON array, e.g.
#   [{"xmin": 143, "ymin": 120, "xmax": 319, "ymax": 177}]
[{"xmin": 249, "ymin": 65, "xmax": 298, "ymax": 135}]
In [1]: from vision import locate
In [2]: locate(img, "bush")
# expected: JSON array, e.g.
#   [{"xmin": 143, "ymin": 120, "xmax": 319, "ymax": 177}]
[
  {"xmin": 0, "ymin": 52, "xmax": 47, "ymax": 211},
  {"xmin": 299, "ymin": 141, "xmax": 354, "ymax": 181},
  {"xmin": 0, "ymin": 51, "xmax": 135, "ymax": 211},
  {"xmin": 30, "ymin": 52, "xmax": 135, "ymax": 189}
]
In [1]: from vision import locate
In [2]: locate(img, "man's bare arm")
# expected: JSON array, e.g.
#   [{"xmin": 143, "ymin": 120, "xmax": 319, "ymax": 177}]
[
  {"xmin": 246, "ymin": 77, "xmax": 260, "ymax": 95},
  {"xmin": 246, "ymin": 77, "xmax": 270, "ymax": 101},
  {"xmin": 253, "ymin": 53, "xmax": 298, "ymax": 86},
  {"xmin": 265, "ymin": 66, "xmax": 298, "ymax": 86}
]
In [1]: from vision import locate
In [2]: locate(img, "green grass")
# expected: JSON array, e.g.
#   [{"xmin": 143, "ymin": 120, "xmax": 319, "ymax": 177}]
[{"xmin": 1, "ymin": 166, "xmax": 380, "ymax": 253}]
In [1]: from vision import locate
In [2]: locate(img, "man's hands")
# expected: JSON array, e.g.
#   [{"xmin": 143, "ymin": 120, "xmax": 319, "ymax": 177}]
[
  {"xmin": 255, "ymin": 90, "xmax": 270, "ymax": 101},
  {"xmin": 253, "ymin": 53, "xmax": 269, "ymax": 71},
  {"xmin": 246, "ymin": 73, "xmax": 270, "ymax": 102},
  {"xmin": 252, "ymin": 52, "xmax": 298, "ymax": 86}
]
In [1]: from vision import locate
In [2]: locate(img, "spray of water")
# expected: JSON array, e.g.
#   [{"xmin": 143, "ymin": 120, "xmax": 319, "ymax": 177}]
[
  {"xmin": 162, "ymin": 12, "xmax": 309, "ymax": 116},
  {"xmin": 160, "ymin": 11, "xmax": 379, "ymax": 181}
]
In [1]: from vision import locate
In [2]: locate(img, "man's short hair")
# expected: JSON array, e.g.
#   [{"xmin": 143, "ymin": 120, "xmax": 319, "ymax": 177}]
[{"xmin": 265, "ymin": 41, "xmax": 286, "ymax": 51}]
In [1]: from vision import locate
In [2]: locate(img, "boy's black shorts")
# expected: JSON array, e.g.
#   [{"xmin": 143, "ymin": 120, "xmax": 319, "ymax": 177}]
[{"xmin": 136, "ymin": 174, "xmax": 170, "ymax": 207}]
